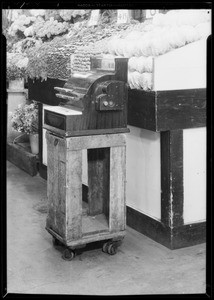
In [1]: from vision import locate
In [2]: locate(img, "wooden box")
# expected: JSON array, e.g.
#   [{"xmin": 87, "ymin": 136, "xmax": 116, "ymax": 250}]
[{"xmin": 45, "ymin": 131, "xmax": 127, "ymax": 252}]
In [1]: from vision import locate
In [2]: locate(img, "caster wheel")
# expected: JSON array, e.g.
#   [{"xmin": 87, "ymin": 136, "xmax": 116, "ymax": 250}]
[
  {"xmin": 102, "ymin": 242, "xmax": 109, "ymax": 253},
  {"xmin": 107, "ymin": 243, "xmax": 117, "ymax": 255},
  {"xmin": 62, "ymin": 249, "xmax": 75, "ymax": 261}
]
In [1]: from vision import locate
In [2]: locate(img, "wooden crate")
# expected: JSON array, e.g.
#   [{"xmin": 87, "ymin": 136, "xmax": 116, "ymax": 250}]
[{"xmin": 45, "ymin": 132, "xmax": 127, "ymax": 251}]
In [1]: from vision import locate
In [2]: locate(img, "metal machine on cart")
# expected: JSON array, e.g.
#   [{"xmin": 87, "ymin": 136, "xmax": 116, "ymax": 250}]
[{"xmin": 43, "ymin": 57, "xmax": 129, "ymax": 260}]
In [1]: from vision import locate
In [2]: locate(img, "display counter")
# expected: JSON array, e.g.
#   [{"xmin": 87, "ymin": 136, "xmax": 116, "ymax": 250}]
[
  {"xmin": 126, "ymin": 91, "xmax": 206, "ymax": 249},
  {"xmin": 123, "ymin": 35, "xmax": 209, "ymax": 249}
]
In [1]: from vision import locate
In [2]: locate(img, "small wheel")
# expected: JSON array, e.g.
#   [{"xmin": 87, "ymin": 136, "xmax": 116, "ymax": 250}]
[
  {"xmin": 107, "ymin": 243, "xmax": 117, "ymax": 255},
  {"xmin": 62, "ymin": 248, "xmax": 75, "ymax": 261},
  {"xmin": 102, "ymin": 242, "xmax": 109, "ymax": 253}
]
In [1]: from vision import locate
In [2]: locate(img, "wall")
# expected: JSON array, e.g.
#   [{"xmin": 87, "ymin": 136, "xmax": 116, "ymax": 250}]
[
  {"xmin": 183, "ymin": 127, "xmax": 206, "ymax": 224},
  {"xmin": 126, "ymin": 125, "xmax": 161, "ymax": 220}
]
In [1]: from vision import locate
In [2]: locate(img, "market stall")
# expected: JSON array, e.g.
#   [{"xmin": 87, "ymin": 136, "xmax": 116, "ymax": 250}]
[{"xmin": 6, "ymin": 8, "xmax": 211, "ymax": 249}]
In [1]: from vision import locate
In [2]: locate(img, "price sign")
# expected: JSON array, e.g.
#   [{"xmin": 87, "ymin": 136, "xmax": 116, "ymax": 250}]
[
  {"xmin": 101, "ymin": 59, "xmax": 115, "ymax": 71},
  {"xmin": 88, "ymin": 10, "xmax": 100, "ymax": 26},
  {"xmin": 146, "ymin": 9, "xmax": 159, "ymax": 19},
  {"xmin": 117, "ymin": 10, "xmax": 130, "ymax": 24}
]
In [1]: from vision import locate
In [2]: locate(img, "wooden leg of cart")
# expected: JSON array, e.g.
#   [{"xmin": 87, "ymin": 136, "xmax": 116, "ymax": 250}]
[{"xmin": 45, "ymin": 132, "xmax": 127, "ymax": 260}]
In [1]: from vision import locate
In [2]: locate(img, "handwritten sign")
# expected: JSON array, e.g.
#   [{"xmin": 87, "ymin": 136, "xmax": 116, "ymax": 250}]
[
  {"xmin": 88, "ymin": 10, "xmax": 100, "ymax": 26},
  {"xmin": 117, "ymin": 10, "xmax": 130, "ymax": 24},
  {"xmin": 146, "ymin": 9, "xmax": 159, "ymax": 19}
]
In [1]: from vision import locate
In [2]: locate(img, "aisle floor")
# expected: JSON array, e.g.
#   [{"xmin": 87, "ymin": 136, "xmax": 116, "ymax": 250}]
[{"xmin": 6, "ymin": 161, "xmax": 206, "ymax": 295}]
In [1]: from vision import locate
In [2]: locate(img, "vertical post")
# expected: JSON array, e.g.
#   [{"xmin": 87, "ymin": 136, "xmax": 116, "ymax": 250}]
[
  {"xmin": 46, "ymin": 133, "xmax": 67, "ymax": 237},
  {"xmin": 66, "ymin": 146, "xmax": 83, "ymax": 241},
  {"xmin": 161, "ymin": 130, "xmax": 184, "ymax": 228},
  {"xmin": 109, "ymin": 145, "xmax": 126, "ymax": 232}
]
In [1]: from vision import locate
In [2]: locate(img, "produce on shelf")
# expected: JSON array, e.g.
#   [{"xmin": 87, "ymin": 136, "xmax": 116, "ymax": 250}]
[
  {"xmin": 71, "ymin": 19, "xmax": 146, "ymax": 73},
  {"xmin": 7, "ymin": 52, "xmax": 29, "ymax": 81},
  {"xmin": 27, "ymin": 41, "xmax": 54, "ymax": 80},
  {"xmin": 128, "ymin": 56, "xmax": 153, "ymax": 73},
  {"xmin": 12, "ymin": 37, "xmax": 43, "ymax": 53},
  {"xmin": 6, "ymin": 9, "xmax": 91, "ymax": 44},
  {"xmin": 8, "ymin": 14, "xmax": 37, "ymax": 37},
  {"xmin": 6, "ymin": 9, "xmax": 211, "ymax": 90},
  {"xmin": 27, "ymin": 12, "xmax": 140, "ymax": 80},
  {"xmin": 73, "ymin": 9, "xmax": 210, "ymax": 90},
  {"xmin": 25, "ymin": 17, "xmax": 70, "ymax": 39},
  {"xmin": 128, "ymin": 72, "xmax": 152, "ymax": 90}
]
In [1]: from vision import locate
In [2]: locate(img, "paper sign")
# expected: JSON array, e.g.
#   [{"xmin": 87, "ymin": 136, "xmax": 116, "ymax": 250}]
[
  {"xmin": 88, "ymin": 10, "xmax": 100, "ymax": 26},
  {"xmin": 117, "ymin": 10, "xmax": 130, "ymax": 24},
  {"xmin": 101, "ymin": 59, "xmax": 115, "ymax": 71},
  {"xmin": 146, "ymin": 9, "xmax": 159, "ymax": 19}
]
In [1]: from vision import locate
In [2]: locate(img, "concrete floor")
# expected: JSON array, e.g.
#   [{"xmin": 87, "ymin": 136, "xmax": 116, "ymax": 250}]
[{"xmin": 7, "ymin": 161, "xmax": 206, "ymax": 295}]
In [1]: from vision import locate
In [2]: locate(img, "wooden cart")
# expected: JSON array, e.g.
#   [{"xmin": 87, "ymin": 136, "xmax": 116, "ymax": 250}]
[{"xmin": 46, "ymin": 131, "xmax": 127, "ymax": 260}]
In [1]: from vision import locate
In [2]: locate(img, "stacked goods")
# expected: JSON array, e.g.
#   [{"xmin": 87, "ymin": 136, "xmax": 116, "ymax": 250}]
[
  {"xmin": 51, "ymin": 18, "xmax": 140, "ymax": 77},
  {"xmin": 107, "ymin": 9, "xmax": 211, "ymax": 90},
  {"xmin": 11, "ymin": 37, "xmax": 43, "ymax": 54},
  {"xmin": 7, "ymin": 9, "xmax": 90, "ymax": 41},
  {"xmin": 27, "ymin": 14, "xmax": 140, "ymax": 80},
  {"xmin": 71, "ymin": 19, "xmax": 152, "ymax": 73},
  {"xmin": 73, "ymin": 9, "xmax": 210, "ymax": 90},
  {"xmin": 24, "ymin": 17, "xmax": 70, "ymax": 39},
  {"xmin": 72, "ymin": 38, "xmax": 112, "ymax": 72}
]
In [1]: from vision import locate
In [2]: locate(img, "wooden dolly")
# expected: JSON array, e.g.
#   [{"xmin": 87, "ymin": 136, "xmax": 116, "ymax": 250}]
[{"xmin": 46, "ymin": 131, "xmax": 127, "ymax": 260}]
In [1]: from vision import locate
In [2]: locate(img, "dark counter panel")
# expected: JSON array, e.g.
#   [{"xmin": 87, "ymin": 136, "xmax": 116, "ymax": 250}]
[{"xmin": 128, "ymin": 88, "xmax": 206, "ymax": 131}]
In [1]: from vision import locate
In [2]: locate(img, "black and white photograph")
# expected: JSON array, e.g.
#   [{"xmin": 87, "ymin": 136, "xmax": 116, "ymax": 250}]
[{"xmin": 1, "ymin": 3, "xmax": 212, "ymax": 297}]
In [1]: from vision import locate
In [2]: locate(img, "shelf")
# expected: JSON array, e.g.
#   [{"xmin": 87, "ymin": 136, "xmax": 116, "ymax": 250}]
[{"xmin": 7, "ymin": 89, "xmax": 28, "ymax": 93}]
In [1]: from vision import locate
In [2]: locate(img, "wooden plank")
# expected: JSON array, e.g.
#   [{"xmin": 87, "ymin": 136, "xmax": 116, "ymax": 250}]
[
  {"xmin": 127, "ymin": 206, "xmax": 206, "ymax": 250},
  {"xmin": 47, "ymin": 226, "xmax": 125, "ymax": 247},
  {"xmin": 43, "ymin": 125, "xmax": 129, "ymax": 137},
  {"xmin": 55, "ymin": 139, "xmax": 67, "ymax": 236},
  {"xmin": 46, "ymin": 132, "xmax": 56, "ymax": 231},
  {"xmin": 65, "ymin": 148, "xmax": 83, "ymax": 241},
  {"xmin": 127, "ymin": 206, "xmax": 172, "ymax": 249},
  {"xmin": 160, "ymin": 130, "xmax": 184, "ymax": 228},
  {"xmin": 46, "ymin": 132, "xmax": 66, "ymax": 237},
  {"xmin": 156, "ymin": 89, "xmax": 206, "ymax": 131},
  {"xmin": 7, "ymin": 142, "xmax": 38, "ymax": 176},
  {"xmin": 87, "ymin": 148, "xmax": 110, "ymax": 216},
  {"xmin": 109, "ymin": 146, "xmax": 126, "ymax": 232},
  {"xmin": 128, "ymin": 88, "xmax": 206, "ymax": 131},
  {"xmin": 66, "ymin": 133, "xmax": 126, "ymax": 150},
  {"xmin": 171, "ymin": 222, "xmax": 206, "ymax": 249}
]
